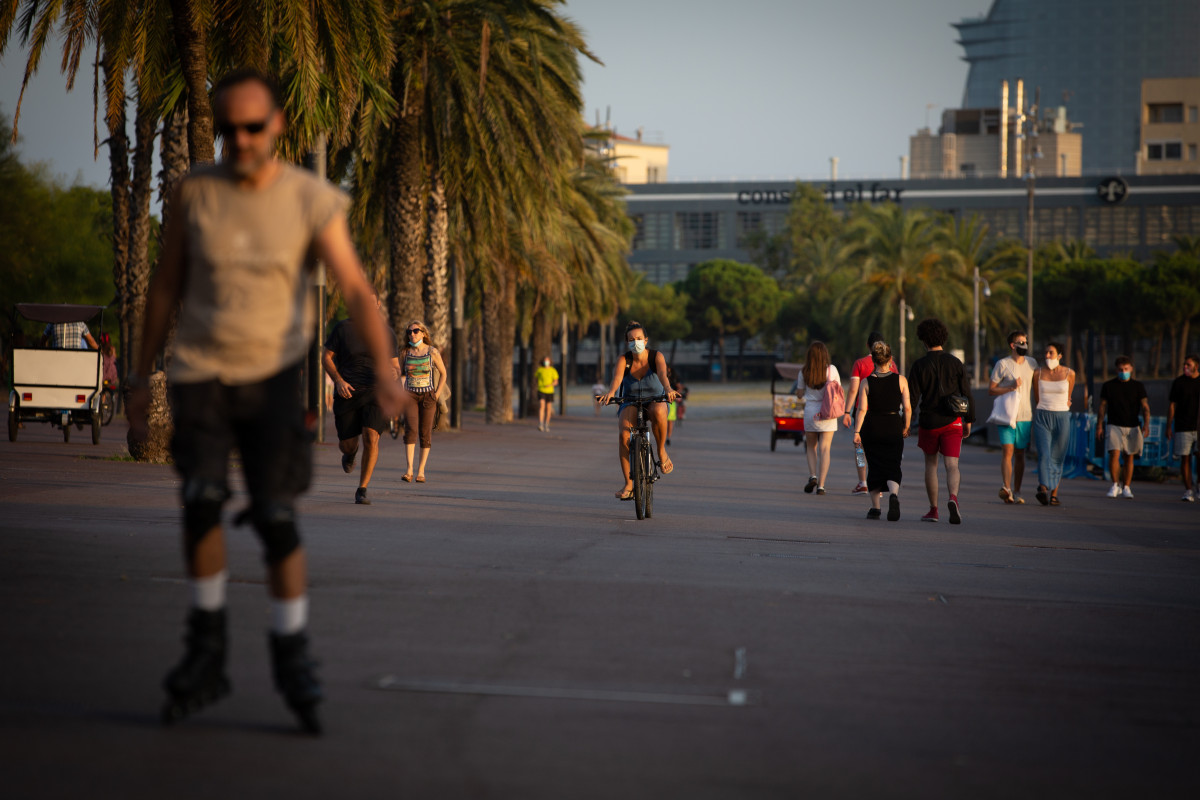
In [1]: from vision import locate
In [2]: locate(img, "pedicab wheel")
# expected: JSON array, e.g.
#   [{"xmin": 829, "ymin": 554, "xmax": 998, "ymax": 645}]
[
  {"xmin": 91, "ymin": 413, "xmax": 101, "ymax": 445},
  {"xmin": 770, "ymin": 431, "xmax": 777, "ymax": 451},
  {"xmin": 7, "ymin": 403, "xmax": 17, "ymax": 442},
  {"xmin": 63, "ymin": 422, "xmax": 70, "ymax": 443},
  {"xmin": 631, "ymin": 437, "xmax": 646, "ymax": 520}
]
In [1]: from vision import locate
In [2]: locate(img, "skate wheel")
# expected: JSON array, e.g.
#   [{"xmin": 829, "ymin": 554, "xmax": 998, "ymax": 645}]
[{"xmin": 162, "ymin": 702, "xmax": 185, "ymax": 725}]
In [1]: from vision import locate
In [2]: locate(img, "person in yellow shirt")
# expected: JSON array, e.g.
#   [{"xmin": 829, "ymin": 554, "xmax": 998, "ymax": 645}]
[{"xmin": 535, "ymin": 357, "xmax": 559, "ymax": 432}]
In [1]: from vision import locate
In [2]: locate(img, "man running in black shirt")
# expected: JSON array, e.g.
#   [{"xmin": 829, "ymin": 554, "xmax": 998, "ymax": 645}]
[
  {"xmin": 323, "ymin": 291, "xmax": 400, "ymax": 505},
  {"xmin": 907, "ymin": 318, "xmax": 974, "ymax": 524}
]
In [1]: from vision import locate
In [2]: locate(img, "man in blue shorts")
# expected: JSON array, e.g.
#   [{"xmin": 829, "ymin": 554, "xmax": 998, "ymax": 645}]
[{"xmin": 989, "ymin": 331, "xmax": 1037, "ymax": 504}]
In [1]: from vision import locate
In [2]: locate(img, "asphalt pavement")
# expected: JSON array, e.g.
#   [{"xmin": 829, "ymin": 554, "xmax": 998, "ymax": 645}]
[{"xmin": 1, "ymin": 395, "xmax": 1198, "ymax": 799}]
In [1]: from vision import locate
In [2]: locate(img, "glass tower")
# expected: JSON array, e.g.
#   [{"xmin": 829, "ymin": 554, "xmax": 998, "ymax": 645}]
[{"xmin": 954, "ymin": 0, "xmax": 1200, "ymax": 173}]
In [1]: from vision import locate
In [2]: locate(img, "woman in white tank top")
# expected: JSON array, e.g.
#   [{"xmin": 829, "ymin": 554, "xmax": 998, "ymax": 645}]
[{"xmin": 1031, "ymin": 342, "xmax": 1076, "ymax": 506}]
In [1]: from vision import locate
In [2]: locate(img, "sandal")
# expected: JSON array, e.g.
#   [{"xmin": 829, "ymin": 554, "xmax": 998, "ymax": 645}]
[
  {"xmin": 999, "ymin": 486, "xmax": 1015, "ymax": 504},
  {"xmin": 415, "ymin": 475, "xmax": 426, "ymax": 483},
  {"xmin": 615, "ymin": 487, "xmax": 634, "ymax": 501},
  {"xmin": 401, "ymin": 474, "xmax": 413, "ymax": 483},
  {"xmin": 660, "ymin": 458, "xmax": 674, "ymax": 475},
  {"xmin": 1035, "ymin": 486, "xmax": 1049, "ymax": 506},
  {"xmin": 1049, "ymin": 496, "xmax": 1061, "ymax": 506}
]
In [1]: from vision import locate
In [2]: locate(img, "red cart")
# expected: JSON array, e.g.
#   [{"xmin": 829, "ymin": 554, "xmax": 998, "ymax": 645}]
[{"xmin": 770, "ymin": 362, "xmax": 805, "ymax": 452}]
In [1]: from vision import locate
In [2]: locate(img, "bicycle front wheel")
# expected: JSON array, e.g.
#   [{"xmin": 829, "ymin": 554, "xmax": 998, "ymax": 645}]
[{"xmin": 631, "ymin": 435, "xmax": 648, "ymax": 520}]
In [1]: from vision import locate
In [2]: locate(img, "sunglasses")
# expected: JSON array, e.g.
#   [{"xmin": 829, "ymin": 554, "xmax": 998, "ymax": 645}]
[
  {"xmin": 408, "ymin": 329, "xmax": 423, "ymax": 335},
  {"xmin": 216, "ymin": 118, "xmax": 271, "ymax": 138}
]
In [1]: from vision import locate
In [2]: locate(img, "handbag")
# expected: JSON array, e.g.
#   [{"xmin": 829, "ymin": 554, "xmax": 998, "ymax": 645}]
[
  {"xmin": 986, "ymin": 390, "xmax": 1019, "ymax": 428},
  {"xmin": 817, "ymin": 369, "xmax": 846, "ymax": 420},
  {"xmin": 944, "ymin": 393, "xmax": 971, "ymax": 416}
]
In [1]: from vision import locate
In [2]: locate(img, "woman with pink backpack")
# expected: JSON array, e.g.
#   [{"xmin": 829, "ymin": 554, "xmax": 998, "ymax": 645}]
[{"xmin": 794, "ymin": 341, "xmax": 843, "ymax": 495}]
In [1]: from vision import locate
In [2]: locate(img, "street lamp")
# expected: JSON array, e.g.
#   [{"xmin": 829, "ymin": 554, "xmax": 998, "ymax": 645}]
[
  {"xmin": 898, "ymin": 298, "xmax": 915, "ymax": 373},
  {"xmin": 973, "ymin": 266, "xmax": 992, "ymax": 387}
]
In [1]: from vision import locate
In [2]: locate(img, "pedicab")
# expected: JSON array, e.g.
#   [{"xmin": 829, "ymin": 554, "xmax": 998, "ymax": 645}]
[
  {"xmin": 770, "ymin": 362, "xmax": 805, "ymax": 451},
  {"xmin": 7, "ymin": 303, "xmax": 106, "ymax": 444}
]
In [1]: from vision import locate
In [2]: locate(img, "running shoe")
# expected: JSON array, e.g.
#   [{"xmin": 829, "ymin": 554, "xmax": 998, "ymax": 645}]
[
  {"xmin": 887, "ymin": 494, "xmax": 900, "ymax": 521},
  {"xmin": 866, "ymin": 508, "xmax": 881, "ymax": 520},
  {"xmin": 816, "ymin": 487, "xmax": 826, "ymax": 495},
  {"xmin": 999, "ymin": 486, "xmax": 1015, "ymax": 504},
  {"xmin": 1183, "ymin": 489, "xmax": 1195, "ymax": 503},
  {"xmin": 948, "ymin": 497, "xmax": 962, "ymax": 525},
  {"xmin": 1106, "ymin": 483, "xmax": 1121, "ymax": 498},
  {"xmin": 355, "ymin": 487, "xmax": 370, "ymax": 505},
  {"xmin": 921, "ymin": 507, "xmax": 939, "ymax": 522},
  {"xmin": 804, "ymin": 476, "xmax": 818, "ymax": 493},
  {"xmin": 852, "ymin": 483, "xmax": 869, "ymax": 495},
  {"xmin": 1122, "ymin": 485, "xmax": 1134, "ymax": 499}
]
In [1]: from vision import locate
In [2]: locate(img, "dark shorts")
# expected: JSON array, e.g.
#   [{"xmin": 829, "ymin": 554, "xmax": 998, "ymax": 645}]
[
  {"xmin": 918, "ymin": 418, "xmax": 964, "ymax": 458},
  {"xmin": 333, "ymin": 387, "xmax": 387, "ymax": 441},
  {"xmin": 538, "ymin": 391, "xmax": 554, "ymax": 403},
  {"xmin": 170, "ymin": 362, "xmax": 312, "ymax": 508}
]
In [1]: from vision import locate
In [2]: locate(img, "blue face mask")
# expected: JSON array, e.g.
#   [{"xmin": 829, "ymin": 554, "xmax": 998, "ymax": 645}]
[
  {"xmin": 1118, "ymin": 370, "xmax": 1131, "ymax": 381},
  {"xmin": 630, "ymin": 339, "xmax": 646, "ymax": 354}
]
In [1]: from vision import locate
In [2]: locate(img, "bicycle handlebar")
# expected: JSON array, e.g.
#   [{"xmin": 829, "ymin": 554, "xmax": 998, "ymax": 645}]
[{"xmin": 596, "ymin": 393, "xmax": 672, "ymax": 406}]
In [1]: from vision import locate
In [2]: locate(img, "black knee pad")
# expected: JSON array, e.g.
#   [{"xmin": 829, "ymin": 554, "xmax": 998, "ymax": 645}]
[
  {"xmin": 252, "ymin": 503, "xmax": 302, "ymax": 565},
  {"xmin": 182, "ymin": 479, "xmax": 229, "ymax": 553}
]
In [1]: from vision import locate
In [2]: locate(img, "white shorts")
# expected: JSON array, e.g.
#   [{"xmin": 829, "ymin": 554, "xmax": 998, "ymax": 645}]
[
  {"xmin": 1174, "ymin": 430, "xmax": 1197, "ymax": 457},
  {"xmin": 1106, "ymin": 425, "xmax": 1143, "ymax": 456}
]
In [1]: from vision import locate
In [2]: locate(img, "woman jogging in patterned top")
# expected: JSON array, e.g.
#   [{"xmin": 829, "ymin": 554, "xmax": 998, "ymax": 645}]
[{"xmin": 399, "ymin": 320, "xmax": 446, "ymax": 484}]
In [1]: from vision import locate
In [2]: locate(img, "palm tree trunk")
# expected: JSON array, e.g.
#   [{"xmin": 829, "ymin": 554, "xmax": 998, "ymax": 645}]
[
  {"xmin": 531, "ymin": 308, "xmax": 552, "ymax": 367},
  {"xmin": 105, "ymin": 92, "xmax": 131, "ymax": 379},
  {"xmin": 126, "ymin": 96, "xmax": 157, "ymax": 382},
  {"xmin": 473, "ymin": 320, "xmax": 485, "ymax": 405},
  {"xmin": 169, "ymin": 0, "xmax": 214, "ymax": 164},
  {"xmin": 1180, "ymin": 319, "xmax": 1193, "ymax": 376},
  {"xmin": 386, "ymin": 106, "xmax": 425, "ymax": 339},
  {"xmin": 718, "ymin": 334, "xmax": 727, "ymax": 383},
  {"xmin": 422, "ymin": 170, "xmax": 451, "ymax": 429},
  {"xmin": 158, "ymin": 102, "xmax": 190, "ymax": 239},
  {"xmin": 483, "ymin": 272, "xmax": 515, "ymax": 423},
  {"xmin": 423, "ymin": 169, "xmax": 450, "ymax": 354}
]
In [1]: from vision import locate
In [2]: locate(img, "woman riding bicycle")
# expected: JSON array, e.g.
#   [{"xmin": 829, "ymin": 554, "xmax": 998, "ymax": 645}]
[{"xmin": 598, "ymin": 321, "xmax": 681, "ymax": 500}]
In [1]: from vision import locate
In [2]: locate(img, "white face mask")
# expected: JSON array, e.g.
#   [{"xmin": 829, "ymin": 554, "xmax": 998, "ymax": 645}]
[
  {"xmin": 630, "ymin": 339, "xmax": 646, "ymax": 354},
  {"xmin": 1045, "ymin": 357, "xmax": 1060, "ymax": 370}
]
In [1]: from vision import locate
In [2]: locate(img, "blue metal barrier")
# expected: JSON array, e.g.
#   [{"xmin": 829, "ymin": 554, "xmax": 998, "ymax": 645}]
[{"xmin": 1068, "ymin": 414, "xmax": 1175, "ymax": 480}]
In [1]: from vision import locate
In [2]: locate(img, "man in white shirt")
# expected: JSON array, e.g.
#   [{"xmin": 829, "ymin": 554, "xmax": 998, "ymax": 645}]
[{"xmin": 988, "ymin": 331, "xmax": 1037, "ymax": 504}]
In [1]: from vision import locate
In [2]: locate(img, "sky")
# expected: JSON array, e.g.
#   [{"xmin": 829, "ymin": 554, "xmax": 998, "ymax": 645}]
[{"xmin": 0, "ymin": 0, "xmax": 994, "ymax": 189}]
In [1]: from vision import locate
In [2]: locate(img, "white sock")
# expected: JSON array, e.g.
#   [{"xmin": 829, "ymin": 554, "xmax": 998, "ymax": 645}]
[
  {"xmin": 270, "ymin": 596, "xmax": 308, "ymax": 636},
  {"xmin": 191, "ymin": 570, "xmax": 228, "ymax": 611}
]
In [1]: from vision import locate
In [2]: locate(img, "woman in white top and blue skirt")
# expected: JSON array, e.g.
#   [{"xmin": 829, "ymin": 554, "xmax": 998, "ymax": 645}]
[{"xmin": 1031, "ymin": 341, "xmax": 1075, "ymax": 506}]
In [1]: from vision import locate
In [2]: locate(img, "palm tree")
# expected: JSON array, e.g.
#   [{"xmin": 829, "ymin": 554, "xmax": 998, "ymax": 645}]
[{"xmin": 838, "ymin": 204, "xmax": 967, "ymax": 371}]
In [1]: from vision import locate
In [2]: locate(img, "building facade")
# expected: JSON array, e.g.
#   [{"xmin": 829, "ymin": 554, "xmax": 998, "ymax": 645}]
[
  {"xmin": 1138, "ymin": 77, "xmax": 1200, "ymax": 175},
  {"xmin": 954, "ymin": 0, "xmax": 1200, "ymax": 174},
  {"xmin": 910, "ymin": 104, "xmax": 1083, "ymax": 180},
  {"xmin": 625, "ymin": 175, "xmax": 1200, "ymax": 285}
]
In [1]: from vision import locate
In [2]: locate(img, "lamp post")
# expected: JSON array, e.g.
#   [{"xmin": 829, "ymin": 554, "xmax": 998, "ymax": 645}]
[
  {"xmin": 973, "ymin": 266, "xmax": 992, "ymax": 387},
  {"xmin": 898, "ymin": 297, "xmax": 914, "ymax": 374}
]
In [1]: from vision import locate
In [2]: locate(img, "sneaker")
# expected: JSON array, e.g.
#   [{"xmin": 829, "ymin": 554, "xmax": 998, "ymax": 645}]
[
  {"xmin": 1183, "ymin": 490, "xmax": 1195, "ymax": 503},
  {"xmin": 1121, "ymin": 485, "xmax": 1134, "ymax": 499},
  {"xmin": 816, "ymin": 487, "xmax": 826, "ymax": 495},
  {"xmin": 342, "ymin": 451, "xmax": 356, "ymax": 474},
  {"xmin": 866, "ymin": 508, "xmax": 881, "ymax": 520},
  {"xmin": 1012, "ymin": 494, "xmax": 1025, "ymax": 505},
  {"xmin": 355, "ymin": 487, "xmax": 370, "ymax": 505},
  {"xmin": 1106, "ymin": 483, "xmax": 1121, "ymax": 498},
  {"xmin": 999, "ymin": 486, "xmax": 1015, "ymax": 504},
  {"xmin": 887, "ymin": 493, "xmax": 900, "ymax": 521},
  {"xmin": 921, "ymin": 507, "xmax": 939, "ymax": 522},
  {"xmin": 852, "ymin": 483, "xmax": 869, "ymax": 495},
  {"xmin": 804, "ymin": 476, "xmax": 818, "ymax": 494},
  {"xmin": 948, "ymin": 497, "xmax": 962, "ymax": 525}
]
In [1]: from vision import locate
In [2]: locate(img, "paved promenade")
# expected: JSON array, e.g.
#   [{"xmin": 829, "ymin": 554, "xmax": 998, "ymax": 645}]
[{"xmin": 1, "ymin": 395, "xmax": 1197, "ymax": 799}]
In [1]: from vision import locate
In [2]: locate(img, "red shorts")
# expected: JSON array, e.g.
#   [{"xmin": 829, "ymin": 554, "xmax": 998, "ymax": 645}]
[{"xmin": 918, "ymin": 418, "xmax": 964, "ymax": 458}]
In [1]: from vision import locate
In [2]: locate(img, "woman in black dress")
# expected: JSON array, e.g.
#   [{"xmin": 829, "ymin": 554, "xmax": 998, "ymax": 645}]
[{"xmin": 853, "ymin": 341, "xmax": 912, "ymax": 521}]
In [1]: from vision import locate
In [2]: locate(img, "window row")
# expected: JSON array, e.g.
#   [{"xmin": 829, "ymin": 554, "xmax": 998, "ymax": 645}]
[
  {"xmin": 632, "ymin": 262, "xmax": 692, "ymax": 286},
  {"xmin": 632, "ymin": 212, "xmax": 730, "ymax": 251}
]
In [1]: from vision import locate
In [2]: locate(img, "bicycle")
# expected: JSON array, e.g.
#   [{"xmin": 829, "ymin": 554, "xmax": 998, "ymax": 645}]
[
  {"xmin": 99, "ymin": 380, "xmax": 117, "ymax": 426},
  {"xmin": 600, "ymin": 393, "xmax": 670, "ymax": 520}
]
